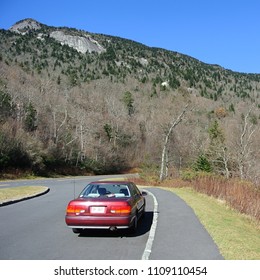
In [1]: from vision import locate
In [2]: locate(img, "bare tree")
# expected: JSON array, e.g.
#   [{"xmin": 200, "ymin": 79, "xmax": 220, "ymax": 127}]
[
  {"xmin": 159, "ymin": 103, "xmax": 189, "ymax": 181},
  {"xmin": 236, "ymin": 106, "xmax": 258, "ymax": 180},
  {"xmin": 212, "ymin": 146, "xmax": 231, "ymax": 179}
]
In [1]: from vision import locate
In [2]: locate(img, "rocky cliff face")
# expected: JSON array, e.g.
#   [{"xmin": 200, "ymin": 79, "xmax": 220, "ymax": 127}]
[
  {"xmin": 9, "ymin": 18, "xmax": 105, "ymax": 54},
  {"xmin": 50, "ymin": 30, "xmax": 105, "ymax": 53},
  {"xmin": 9, "ymin": 18, "xmax": 42, "ymax": 34}
]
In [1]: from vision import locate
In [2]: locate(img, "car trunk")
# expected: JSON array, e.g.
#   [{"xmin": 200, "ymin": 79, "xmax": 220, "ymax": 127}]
[{"xmin": 66, "ymin": 197, "xmax": 132, "ymax": 217}]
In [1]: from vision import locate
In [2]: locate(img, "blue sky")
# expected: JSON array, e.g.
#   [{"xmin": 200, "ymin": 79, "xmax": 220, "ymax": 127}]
[{"xmin": 1, "ymin": 0, "xmax": 260, "ymax": 74}]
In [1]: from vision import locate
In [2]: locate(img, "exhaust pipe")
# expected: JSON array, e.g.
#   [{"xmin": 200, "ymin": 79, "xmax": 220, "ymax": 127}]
[{"xmin": 109, "ymin": 226, "xmax": 117, "ymax": 231}]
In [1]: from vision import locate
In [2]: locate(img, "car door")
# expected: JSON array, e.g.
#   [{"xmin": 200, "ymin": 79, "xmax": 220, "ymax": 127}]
[{"xmin": 131, "ymin": 183, "xmax": 145, "ymax": 213}]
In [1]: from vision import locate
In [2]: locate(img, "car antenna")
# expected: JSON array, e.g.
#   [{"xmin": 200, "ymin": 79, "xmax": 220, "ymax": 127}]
[{"xmin": 73, "ymin": 177, "xmax": 76, "ymax": 199}]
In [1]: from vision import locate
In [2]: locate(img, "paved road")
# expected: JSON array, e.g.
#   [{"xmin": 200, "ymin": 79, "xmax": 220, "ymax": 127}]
[
  {"xmin": 0, "ymin": 176, "xmax": 223, "ymax": 260},
  {"xmin": 148, "ymin": 188, "xmax": 223, "ymax": 260}
]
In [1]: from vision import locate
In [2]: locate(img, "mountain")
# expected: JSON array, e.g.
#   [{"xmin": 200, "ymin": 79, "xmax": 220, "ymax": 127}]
[
  {"xmin": 0, "ymin": 18, "xmax": 259, "ymax": 181},
  {"xmin": 10, "ymin": 18, "xmax": 105, "ymax": 53},
  {"xmin": 9, "ymin": 18, "xmax": 43, "ymax": 33}
]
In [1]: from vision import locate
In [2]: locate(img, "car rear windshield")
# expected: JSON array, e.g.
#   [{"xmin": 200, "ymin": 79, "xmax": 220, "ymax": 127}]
[{"xmin": 79, "ymin": 184, "xmax": 130, "ymax": 198}]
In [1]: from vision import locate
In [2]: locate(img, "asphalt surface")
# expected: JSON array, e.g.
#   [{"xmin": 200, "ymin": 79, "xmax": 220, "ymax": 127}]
[
  {"xmin": 0, "ymin": 176, "xmax": 223, "ymax": 260},
  {"xmin": 148, "ymin": 188, "xmax": 223, "ymax": 260}
]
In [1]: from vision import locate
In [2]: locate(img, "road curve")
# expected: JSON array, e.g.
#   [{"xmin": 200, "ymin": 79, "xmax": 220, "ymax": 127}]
[
  {"xmin": 0, "ymin": 176, "xmax": 223, "ymax": 260},
  {"xmin": 147, "ymin": 188, "xmax": 223, "ymax": 260}
]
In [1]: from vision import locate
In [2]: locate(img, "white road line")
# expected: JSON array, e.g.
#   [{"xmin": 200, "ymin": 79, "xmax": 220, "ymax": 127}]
[{"xmin": 142, "ymin": 189, "xmax": 158, "ymax": 260}]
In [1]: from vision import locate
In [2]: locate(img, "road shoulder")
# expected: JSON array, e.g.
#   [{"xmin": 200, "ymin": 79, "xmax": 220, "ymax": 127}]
[{"xmin": 147, "ymin": 187, "xmax": 223, "ymax": 260}]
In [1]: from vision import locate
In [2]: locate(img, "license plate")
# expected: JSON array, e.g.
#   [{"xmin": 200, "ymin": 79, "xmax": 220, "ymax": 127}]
[{"xmin": 90, "ymin": 206, "xmax": 106, "ymax": 214}]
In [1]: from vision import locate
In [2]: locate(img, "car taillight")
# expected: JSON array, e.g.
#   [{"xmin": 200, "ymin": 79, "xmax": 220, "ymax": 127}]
[
  {"xmin": 66, "ymin": 204, "xmax": 85, "ymax": 214},
  {"xmin": 110, "ymin": 205, "xmax": 131, "ymax": 214}
]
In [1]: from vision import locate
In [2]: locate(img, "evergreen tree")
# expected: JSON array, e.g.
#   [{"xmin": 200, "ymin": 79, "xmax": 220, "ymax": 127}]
[
  {"xmin": 122, "ymin": 91, "xmax": 134, "ymax": 116},
  {"xmin": 0, "ymin": 90, "xmax": 13, "ymax": 120},
  {"xmin": 207, "ymin": 120, "xmax": 230, "ymax": 177},
  {"xmin": 104, "ymin": 123, "xmax": 113, "ymax": 141},
  {"xmin": 194, "ymin": 154, "xmax": 212, "ymax": 172},
  {"xmin": 24, "ymin": 102, "xmax": 37, "ymax": 132}
]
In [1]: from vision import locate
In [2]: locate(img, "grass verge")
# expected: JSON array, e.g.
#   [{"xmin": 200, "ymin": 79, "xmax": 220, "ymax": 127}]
[
  {"xmin": 166, "ymin": 187, "xmax": 260, "ymax": 260},
  {"xmin": 0, "ymin": 186, "xmax": 48, "ymax": 204}
]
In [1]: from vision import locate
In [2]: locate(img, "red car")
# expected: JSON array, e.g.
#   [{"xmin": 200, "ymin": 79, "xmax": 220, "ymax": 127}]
[{"xmin": 65, "ymin": 181, "xmax": 146, "ymax": 234}]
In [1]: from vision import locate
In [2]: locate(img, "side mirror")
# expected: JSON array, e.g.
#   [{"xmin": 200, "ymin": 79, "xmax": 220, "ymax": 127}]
[{"xmin": 141, "ymin": 191, "xmax": 148, "ymax": 196}]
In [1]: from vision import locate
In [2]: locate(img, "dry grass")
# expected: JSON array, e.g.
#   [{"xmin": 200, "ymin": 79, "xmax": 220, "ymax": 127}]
[
  {"xmin": 191, "ymin": 176, "xmax": 260, "ymax": 222},
  {"xmin": 0, "ymin": 186, "xmax": 48, "ymax": 204},
  {"xmin": 133, "ymin": 174, "xmax": 260, "ymax": 223}
]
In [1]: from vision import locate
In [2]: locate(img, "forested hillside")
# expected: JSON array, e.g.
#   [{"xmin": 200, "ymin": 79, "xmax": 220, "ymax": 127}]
[{"xmin": 0, "ymin": 19, "xmax": 259, "ymax": 183}]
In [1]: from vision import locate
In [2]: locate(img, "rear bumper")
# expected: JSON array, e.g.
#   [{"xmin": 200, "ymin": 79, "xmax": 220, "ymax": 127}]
[
  {"xmin": 68, "ymin": 225, "xmax": 129, "ymax": 230},
  {"xmin": 65, "ymin": 215, "xmax": 134, "ymax": 229}
]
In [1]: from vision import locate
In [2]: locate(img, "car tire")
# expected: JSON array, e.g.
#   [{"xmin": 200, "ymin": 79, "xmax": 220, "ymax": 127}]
[
  {"xmin": 72, "ymin": 228, "xmax": 83, "ymax": 234},
  {"xmin": 129, "ymin": 215, "xmax": 138, "ymax": 234}
]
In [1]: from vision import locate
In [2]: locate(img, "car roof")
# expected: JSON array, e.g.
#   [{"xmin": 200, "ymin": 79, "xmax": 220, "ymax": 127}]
[{"xmin": 88, "ymin": 181, "xmax": 133, "ymax": 185}]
